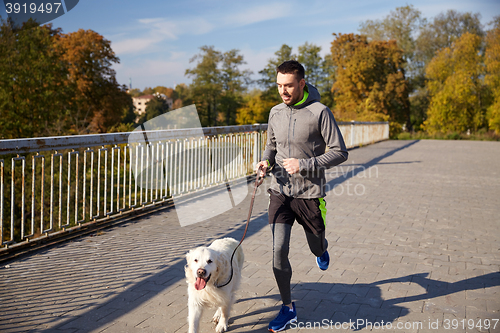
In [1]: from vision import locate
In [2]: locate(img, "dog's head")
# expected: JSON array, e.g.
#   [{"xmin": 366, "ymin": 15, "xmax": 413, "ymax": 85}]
[{"xmin": 185, "ymin": 247, "xmax": 220, "ymax": 290}]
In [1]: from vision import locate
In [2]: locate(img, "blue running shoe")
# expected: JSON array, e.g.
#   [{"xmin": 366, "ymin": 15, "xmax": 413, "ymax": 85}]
[
  {"xmin": 316, "ymin": 250, "xmax": 330, "ymax": 271},
  {"xmin": 268, "ymin": 302, "xmax": 297, "ymax": 332}
]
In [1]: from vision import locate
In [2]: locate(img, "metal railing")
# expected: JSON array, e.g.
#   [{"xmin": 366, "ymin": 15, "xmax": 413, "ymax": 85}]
[
  {"xmin": 0, "ymin": 125, "xmax": 267, "ymax": 251},
  {"xmin": 339, "ymin": 121, "xmax": 389, "ymax": 148},
  {"xmin": 0, "ymin": 121, "xmax": 388, "ymax": 251}
]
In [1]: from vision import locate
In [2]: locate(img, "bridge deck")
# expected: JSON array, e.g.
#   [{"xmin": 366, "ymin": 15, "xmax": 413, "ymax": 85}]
[{"xmin": 1, "ymin": 140, "xmax": 499, "ymax": 333}]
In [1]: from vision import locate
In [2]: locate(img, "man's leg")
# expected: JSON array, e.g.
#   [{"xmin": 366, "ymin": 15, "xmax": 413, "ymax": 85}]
[
  {"xmin": 292, "ymin": 197, "xmax": 330, "ymax": 270},
  {"xmin": 304, "ymin": 230, "xmax": 328, "ymax": 257},
  {"xmin": 267, "ymin": 190, "xmax": 298, "ymax": 332},
  {"xmin": 269, "ymin": 222, "xmax": 298, "ymax": 332},
  {"xmin": 268, "ymin": 189, "xmax": 295, "ymax": 306},
  {"xmin": 270, "ymin": 223, "xmax": 293, "ymax": 305}
]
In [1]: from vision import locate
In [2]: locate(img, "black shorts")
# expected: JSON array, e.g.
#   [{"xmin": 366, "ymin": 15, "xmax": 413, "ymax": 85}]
[{"xmin": 268, "ymin": 189, "xmax": 327, "ymax": 235}]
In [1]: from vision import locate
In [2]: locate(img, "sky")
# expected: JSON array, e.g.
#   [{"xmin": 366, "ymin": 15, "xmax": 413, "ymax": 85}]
[{"xmin": 1, "ymin": 0, "xmax": 499, "ymax": 91}]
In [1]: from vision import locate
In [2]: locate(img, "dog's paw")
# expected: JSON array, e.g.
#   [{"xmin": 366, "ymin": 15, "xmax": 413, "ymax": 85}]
[
  {"xmin": 215, "ymin": 322, "xmax": 227, "ymax": 333},
  {"xmin": 212, "ymin": 308, "xmax": 221, "ymax": 325}
]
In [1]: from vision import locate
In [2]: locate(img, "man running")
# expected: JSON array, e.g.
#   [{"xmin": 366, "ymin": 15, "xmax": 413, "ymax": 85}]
[{"xmin": 256, "ymin": 60, "xmax": 348, "ymax": 332}]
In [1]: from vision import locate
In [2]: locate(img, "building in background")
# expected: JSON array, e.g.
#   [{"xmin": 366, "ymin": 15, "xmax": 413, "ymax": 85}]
[{"xmin": 132, "ymin": 93, "xmax": 173, "ymax": 115}]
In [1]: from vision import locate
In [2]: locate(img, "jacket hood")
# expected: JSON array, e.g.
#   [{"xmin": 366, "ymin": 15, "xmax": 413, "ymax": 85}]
[{"xmin": 295, "ymin": 83, "xmax": 321, "ymax": 109}]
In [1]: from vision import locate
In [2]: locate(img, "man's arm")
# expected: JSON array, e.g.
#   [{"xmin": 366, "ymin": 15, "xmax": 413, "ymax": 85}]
[
  {"xmin": 257, "ymin": 118, "xmax": 277, "ymax": 177},
  {"xmin": 298, "ymin": 108, "xmax": 348, "ymax": 172},
  {"xmin": 262, "ymin": 122, "xmax": 277, "ymax": 167}
]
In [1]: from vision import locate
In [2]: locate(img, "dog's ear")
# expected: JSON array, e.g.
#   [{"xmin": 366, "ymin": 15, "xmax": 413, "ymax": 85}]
[{"xmin": 185, "ymin": 250, "xmax": 196, "ymax": 283}]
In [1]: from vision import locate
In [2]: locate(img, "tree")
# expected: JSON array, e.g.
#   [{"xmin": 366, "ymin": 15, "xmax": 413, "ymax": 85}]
[
  {"xmin": 154, "ymin": 86, "xmax": 175, "ymax": 98},
  {"xmin": 186, "ymin": 46, "xmax": 251, "ymax": 127},
  {"xmin": 55, "ymin": 29, "xmax": 131, "ymax": 134},
  {"xmin": 485, "ymin": 17, "xmax": 500, "ymax": 133},
  {"xmin": 141, "ymin": 86, "xmax": 173, "ymax": 97},
  {"xmin": 423, "ymin": 33, "xmax": 486, "ymax": 134},
  {"xmin": 416, "ymin": 10, "xmax": 484, "ymax": 69},
  {"xmin": 108, "ymin": 103, "xmax": 136, "ymax": 133},
  {"xmin": 359, "ymin": 7, "xmax": 486, "ymax": 131},
  {"xmin": 0, "ymin": 18, "xmax": 131, "ymax": 138},
  {"xmin": 186, "ymin": 46, "xmax": 223, "ymax": 127},
  {"xmin": 359, "ymin": 5, "xmax": 427, "ymax": 131},
  {"xmin": 173, "ymin": 83, "xmax": 192, "ymax": 109},
  {"xmin": 236, "ymin": 89, "xmax": 276, "ymax": 125},
  {"xmin": 127, "ymin": 88, "xmax": 142, "ymax": 97},
  {"xmin": 0, "ymin": 18, "xmax": 69, "ymax": 138},
  {"xmin": 330, "ymin": 33, "xmax": 409, "ymax": 127},
  {"xmin": 359, "ymin": 5, "xmax": 424, "ymax": 72},
  {"xmin": 219, "ymin": 49, "xmax": 252, "ymax": 125},
  {"xmin": 316, "ymin": 54, "xmax": 336, "ymax": 109},
  {"xmin": 409, "ymin": 87, "xmax": 430, "ymax": 130},
  {"xmin": 298, "ymin": 42, "xmax": 323, "ymax": 87}
]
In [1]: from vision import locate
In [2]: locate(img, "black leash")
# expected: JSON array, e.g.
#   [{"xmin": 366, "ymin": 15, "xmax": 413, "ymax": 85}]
[{"xmin": 216, "ymin": 166, "xmax": 264, "ymax": 288}]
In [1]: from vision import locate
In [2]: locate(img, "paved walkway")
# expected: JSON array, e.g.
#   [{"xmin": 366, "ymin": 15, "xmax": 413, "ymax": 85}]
[{"xmin": 1, "ymin": 140, "xmax": 499, "ymax": 333}]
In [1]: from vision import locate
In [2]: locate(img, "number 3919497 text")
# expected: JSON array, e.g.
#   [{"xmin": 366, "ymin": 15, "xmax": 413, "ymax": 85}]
[{"xmin": 5, "ymin": 2, "xmax": 62, "ymax": 14}]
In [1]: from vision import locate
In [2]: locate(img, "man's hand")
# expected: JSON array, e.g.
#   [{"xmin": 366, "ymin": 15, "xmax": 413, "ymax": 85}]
[
  {"xmin": 256, "ymin": 160, "xmax": 268, "ymax": 178},
  {"xmin": 283, "ymin": 158, "xmax": 300, "ymax": 175}
]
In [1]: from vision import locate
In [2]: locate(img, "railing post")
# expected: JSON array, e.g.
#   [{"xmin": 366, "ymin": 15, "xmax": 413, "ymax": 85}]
[
  {"xmin": 350, "ymin": 121, "xmax": 355, "ymax": 147},
  {"xmin": 253, "ymin": 126, "xmax": 260, "ymax": 170}
]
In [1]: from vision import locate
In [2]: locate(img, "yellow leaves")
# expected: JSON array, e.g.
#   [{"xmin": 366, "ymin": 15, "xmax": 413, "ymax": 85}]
[
  {"xmin": 485, "ymin": 22, "xmax": 500, "ymax": 133},
  {"xmin": 330, "ymin": 33, "xmax": 409, "ymax": 124},
  {"xmin": 236, "ymin": 90, "xmax": 275, "ymax": 125},
  {"xmin": 485, "ymin": 31, "xmax": 500, "ymax": 77},
  {"xmin": 0, "ymin": 20, "xmax": 129, "ymax": 137},
  {"xmin": 55, "ymin": 29, "xmax": 118, "ymax": 95},
  {"xmin": 487, "ymin": 101, "xmax": 500, "ymax": 133},
  {"xmin": 424, "ymin": 32, "xmax": 486, "ymax": 134},
  {"xmin": 485, "ymin": 23, "xmax": 500, "ymax": 91}
]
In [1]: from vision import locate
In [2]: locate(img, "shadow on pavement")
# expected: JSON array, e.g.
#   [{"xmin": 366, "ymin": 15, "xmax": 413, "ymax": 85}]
[
  {"xmin": 324, "ymin": 140, "xmax": 419, "ymax": 192},
  {"xmin": 229, "ymin": 271, "xmax": 500, "ymax": 332}
]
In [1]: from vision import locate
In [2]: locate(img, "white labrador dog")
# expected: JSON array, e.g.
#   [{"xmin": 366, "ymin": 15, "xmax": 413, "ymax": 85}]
[{"xmin": 185, "ymin": 237, "xmax": 244, "ymax": 333}]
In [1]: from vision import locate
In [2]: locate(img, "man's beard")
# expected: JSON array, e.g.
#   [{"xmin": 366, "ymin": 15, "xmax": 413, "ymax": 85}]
[{"xmin": 282, "ymin": 93, "xmax": 299, "ymax": 105}]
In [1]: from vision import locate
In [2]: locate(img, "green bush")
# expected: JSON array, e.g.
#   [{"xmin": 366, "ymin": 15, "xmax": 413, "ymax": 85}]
[
  {"xmin": 397, "ymin": 132, "xmax": 412, "ymax": 140},
  {"xmin": 389, "ymin": 122, "xmax": 403, "ymax": 139},
  {"xmin": 446, "ymin": 132, "xmax": 461, "ymax": 140}
]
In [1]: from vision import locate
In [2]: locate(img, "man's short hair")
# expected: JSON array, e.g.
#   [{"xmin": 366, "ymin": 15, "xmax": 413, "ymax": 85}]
[{"xmin": 277, "ymin": 60, "xmax": 305, "ymax": 81}]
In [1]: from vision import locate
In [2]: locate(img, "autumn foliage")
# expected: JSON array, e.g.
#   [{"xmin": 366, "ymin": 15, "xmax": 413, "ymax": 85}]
[
  {"xmin": 330, "ymin": 33, "xmax": 409, "ymax": 126},
  {"xmin": 424, "ymin": 33, "xmax": 486, "ymax": 134},
  {"xmin": 485, "ymin": 19, "xmax": 500, "ymax": 134},
  {"xmin": 55, "ymin": 29, "xmax": 131, "ymax": 134},
  {"xmin": 0, "ymin": 19, "xmax": 131, "ymax": 139},
  {"xmin": 1, "ymin": 8, "xmax": 499, "ymax": 139}
]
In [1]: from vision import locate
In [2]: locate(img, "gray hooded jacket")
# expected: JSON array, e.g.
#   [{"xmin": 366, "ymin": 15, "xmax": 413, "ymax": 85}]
[{"xmin": 262, "ymin": 83, "xmax": 348, "ymax": 198}]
